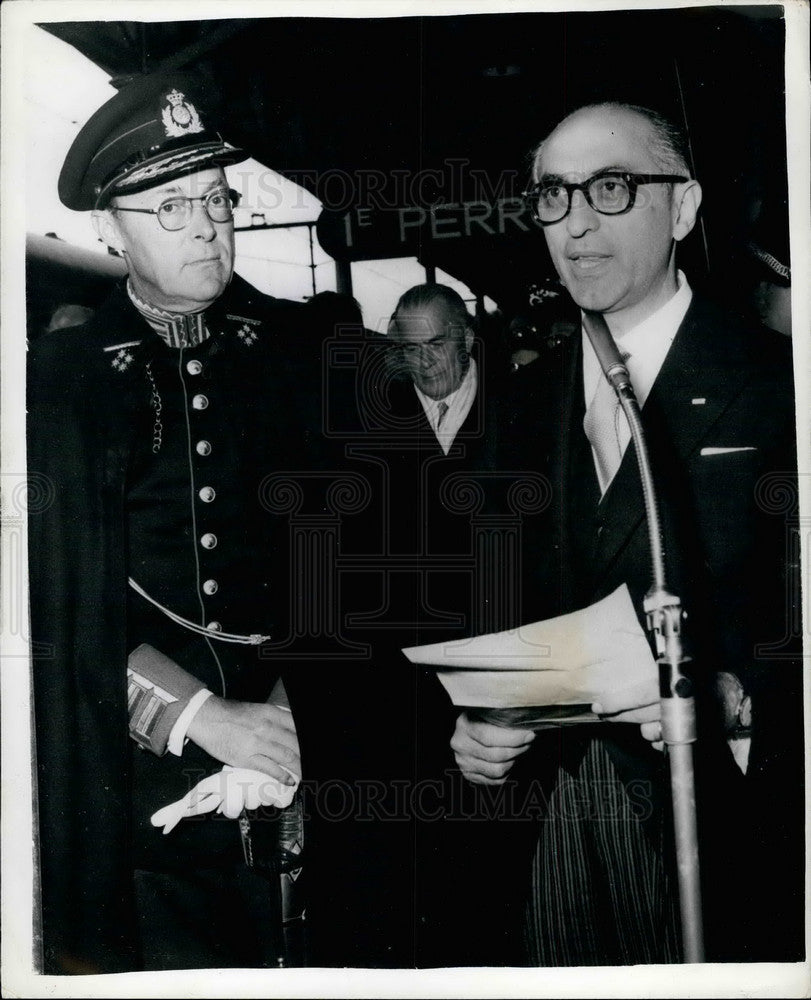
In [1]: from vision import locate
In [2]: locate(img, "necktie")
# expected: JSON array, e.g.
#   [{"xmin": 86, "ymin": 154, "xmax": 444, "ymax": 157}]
[
  {"xmin": 436, "ymin": 400, "xmax": 449, "ymax": 429},
  {"xmin": 583, "ymin": 368, "xmax": 627, "ymax": 494}
]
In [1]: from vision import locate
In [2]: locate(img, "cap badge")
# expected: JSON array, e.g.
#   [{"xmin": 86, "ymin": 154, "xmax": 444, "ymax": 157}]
[{"xmin": 161, "ymin": 89, "xmax": 204, "ymax": 138}]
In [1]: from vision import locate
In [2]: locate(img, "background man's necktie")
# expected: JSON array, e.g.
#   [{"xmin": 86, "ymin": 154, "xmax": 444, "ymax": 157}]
[{"xmin": 436, "ymin": 400, "xmax": 449, "ymax": 429}]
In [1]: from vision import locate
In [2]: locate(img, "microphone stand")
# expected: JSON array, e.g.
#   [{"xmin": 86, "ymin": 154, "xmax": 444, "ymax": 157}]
[{"xmin": 583, "ymin": 311, "xmax": 705, "ymax": 963}]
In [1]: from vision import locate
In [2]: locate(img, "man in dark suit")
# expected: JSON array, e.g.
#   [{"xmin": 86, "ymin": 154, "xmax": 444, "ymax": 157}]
[
  {"xmin": 387, "ymin": 285, "xmax": 539, "ymax": 965},
  {"xmin": 334, "ymin": 282, "xmax": 485, "ymax": 647},
  {"xmin": 299, "ymin": 283, "xmax": 526, "ymax": 966},
  {"xmin": 388, "ymin": 283, "xmax": 477, "ymax": 452},
  {"xmin": 450, "ymin": 102, "xmax": 802, "ymax": 964},
  {"xmin": 385, "ymin": 284, "xmax": 484, "ymax": 613}
]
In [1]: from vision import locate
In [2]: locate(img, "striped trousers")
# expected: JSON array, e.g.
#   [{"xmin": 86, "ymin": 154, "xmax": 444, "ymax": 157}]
[{"xmin": 525, "ymin": 738, "xmax": 681, "ymax": 966}]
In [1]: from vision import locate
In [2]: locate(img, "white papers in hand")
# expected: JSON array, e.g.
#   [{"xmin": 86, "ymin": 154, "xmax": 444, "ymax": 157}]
[{"xmin": 402, "ymin": 583, "xmax": 656, "ymax": 710}]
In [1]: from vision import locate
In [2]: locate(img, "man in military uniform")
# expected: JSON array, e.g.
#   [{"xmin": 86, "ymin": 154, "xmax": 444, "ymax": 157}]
[{"xmin": 27, "ymin": 72, "xmax": 311, "ymax": 973}]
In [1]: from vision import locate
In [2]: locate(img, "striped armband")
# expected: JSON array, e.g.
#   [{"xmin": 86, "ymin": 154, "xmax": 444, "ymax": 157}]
[{"xmin": 127, "ymin": 644, "xmax": 208, "ymax": 755}]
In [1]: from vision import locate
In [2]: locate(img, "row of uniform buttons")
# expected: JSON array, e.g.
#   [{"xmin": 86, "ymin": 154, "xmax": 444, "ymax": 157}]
[
  {"xmin": 189, "ymin": 362, "xmax": 213, "ymax": 458},
  {"xmin": 187, "ymin": 356, "xmax": 220, "ymax": 633}
]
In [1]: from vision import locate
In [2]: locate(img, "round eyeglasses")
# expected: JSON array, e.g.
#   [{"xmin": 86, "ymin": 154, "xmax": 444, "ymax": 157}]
[
  {"xmin": 524, "ymin": 171, "xmax": 688, "ymax": 226},
  {"xmin": 111, "ymin": 187, "xmax": 240, "ymax": 231}
]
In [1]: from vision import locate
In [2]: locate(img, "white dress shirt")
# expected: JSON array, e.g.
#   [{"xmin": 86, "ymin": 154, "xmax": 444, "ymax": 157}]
[
  {"xmin": 582, "ymin": 271, "xmax": 693, "ymax": 482},
  {"xmin": 580, "ymin": 273, "xmax": 752, "ymax": 772},
  {"xmin": 414, "ymin": 357, "xmax": 478, "ymax": 455}
]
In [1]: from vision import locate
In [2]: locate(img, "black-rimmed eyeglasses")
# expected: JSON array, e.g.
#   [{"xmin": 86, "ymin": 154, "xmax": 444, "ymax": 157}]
[
  {"xmin": 524, "ymin": 171, "xmax": 688, "ymax": 226},
  {"xmin": 111, "ymin": 187, "xmax": 240, "ymax": 231}
]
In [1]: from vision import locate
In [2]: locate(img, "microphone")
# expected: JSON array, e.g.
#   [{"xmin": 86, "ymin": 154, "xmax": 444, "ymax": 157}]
[
  {"xmin": 582, "ymin": 310, "xmax": 632, "ymax": 393},
  {"xmin": 583, "ymin": 311, "xmax": 704, "ymax": 961}
]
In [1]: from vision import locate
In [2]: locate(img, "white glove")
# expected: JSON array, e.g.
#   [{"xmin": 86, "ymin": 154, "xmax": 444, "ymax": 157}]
[{"xmin": 150, "ymin": 765, "xmax": 300, "ymax": 834}]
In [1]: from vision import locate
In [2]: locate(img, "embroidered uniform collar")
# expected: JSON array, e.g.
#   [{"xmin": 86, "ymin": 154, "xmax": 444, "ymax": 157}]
[{"xmin": 127, "ymin": 282, "xmax": 211, "ymax": 349}]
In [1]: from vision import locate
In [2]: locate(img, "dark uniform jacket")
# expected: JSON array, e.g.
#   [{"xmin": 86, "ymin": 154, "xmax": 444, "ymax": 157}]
[{"xmin": 27, "ymin": 274, "xmax": 315, "ymax": 973}]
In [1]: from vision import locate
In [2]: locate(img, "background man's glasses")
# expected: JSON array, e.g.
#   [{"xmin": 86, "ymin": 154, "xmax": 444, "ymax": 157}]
[
  {"xmin": 398, "ymin": 339, "xmax": 454, "ymax": 357},
  {"xmin": 524, "ymin": 171, "xmax": 688, "ymax": 225},
  {"xmin": 112, "ymin": 187, "xmax": 240, "ymax": 231}
]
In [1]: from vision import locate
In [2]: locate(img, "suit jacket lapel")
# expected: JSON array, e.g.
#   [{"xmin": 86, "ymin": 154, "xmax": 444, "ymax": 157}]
[
  {"xmin": 590, "ymin": 295, "xmax": 754, "ymax": 586},
  {"xmin": 543, "ymin": 333, "xmax": 595, "ymax": 608},
  {"xmin": 387, "ymin": 378, "xmax": 437, "ymax": 443}
]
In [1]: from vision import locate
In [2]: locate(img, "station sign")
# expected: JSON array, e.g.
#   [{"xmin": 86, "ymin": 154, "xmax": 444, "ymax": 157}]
[{"xmin": 316, "ymin": 197, "xmax": 537, "ymax": 262}]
